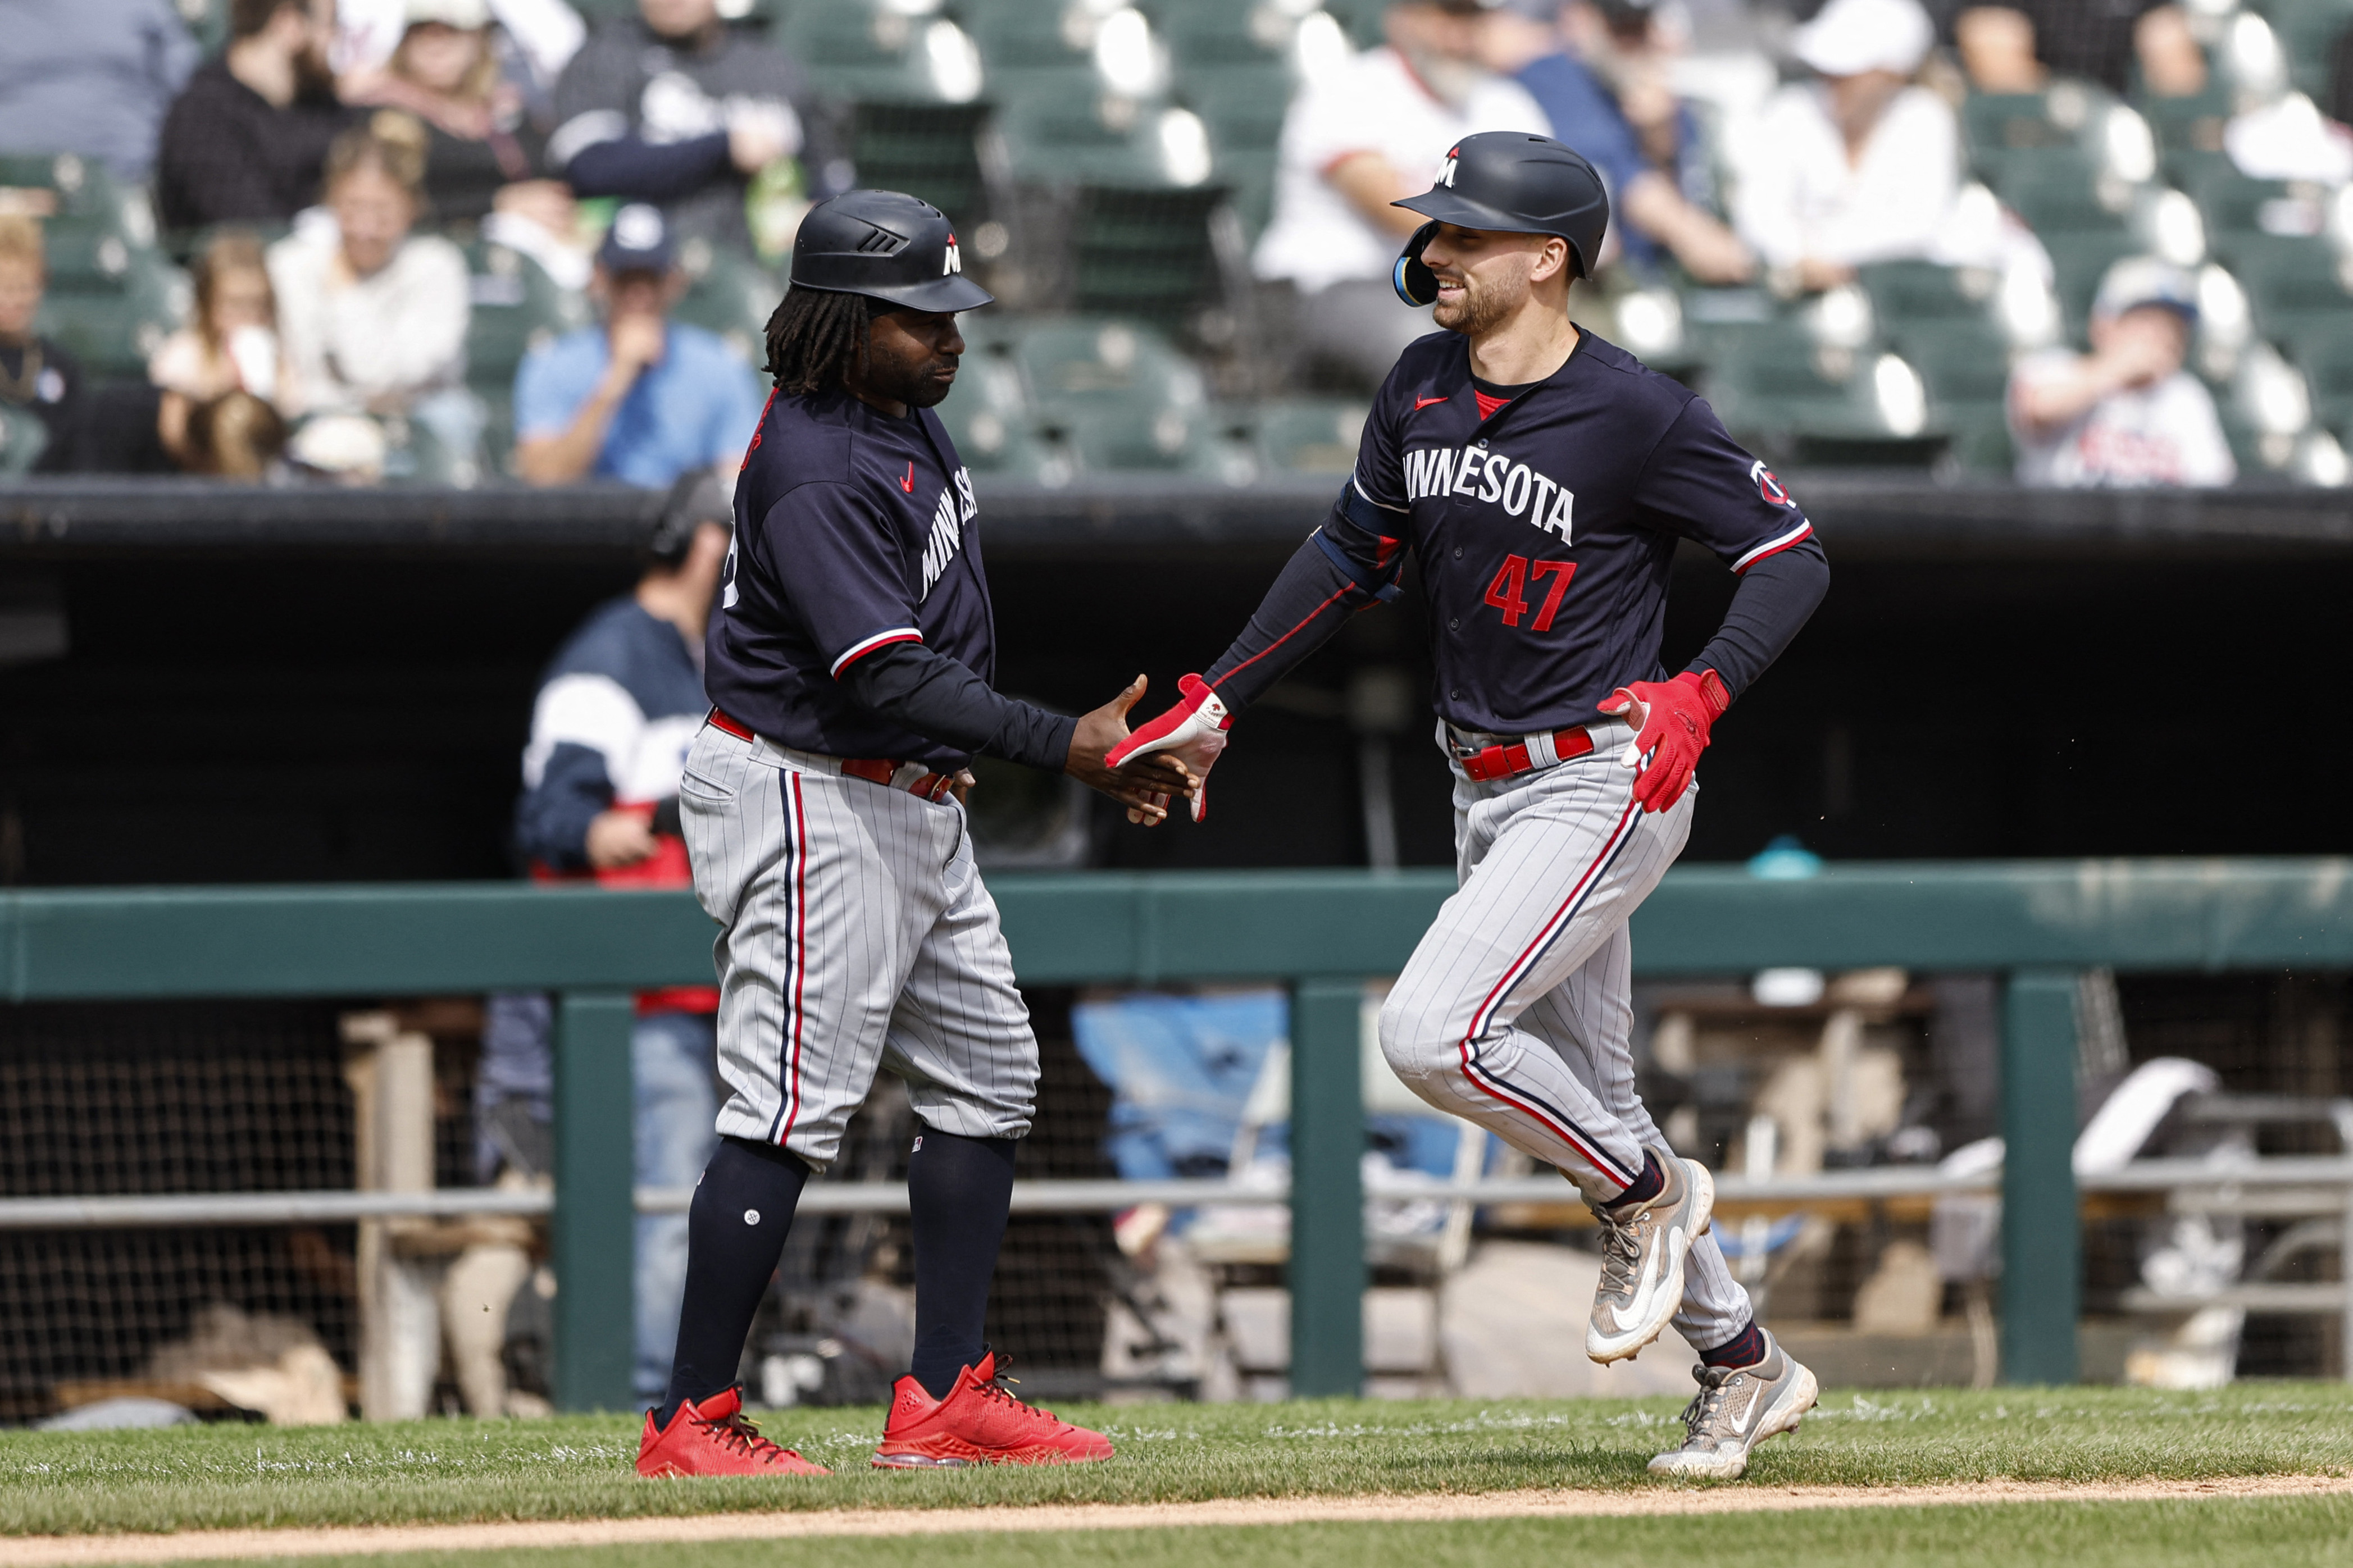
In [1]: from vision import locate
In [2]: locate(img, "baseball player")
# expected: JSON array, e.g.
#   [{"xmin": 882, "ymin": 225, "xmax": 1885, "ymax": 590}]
[
  {"xmin": 636, "ymin": 189, "xmax": 1195, "ymax": 1479},
  {"xmin": 1113, "ymin": 133, "xmax": 1831, "ymax": 1479}
]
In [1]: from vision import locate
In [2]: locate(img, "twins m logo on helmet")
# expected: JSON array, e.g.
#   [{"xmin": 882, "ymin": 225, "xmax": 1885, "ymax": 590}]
[
  {"xmin": 942, "ymin": 234, "xmax": 961, "ymax": 275},
  {"xmin": 1404, "ymin": 444, "xmax": 1576, "ymax": 544},
  {"xmin": 1435, "ymin": 147, "xmax": 1459, "ymax": 188}
]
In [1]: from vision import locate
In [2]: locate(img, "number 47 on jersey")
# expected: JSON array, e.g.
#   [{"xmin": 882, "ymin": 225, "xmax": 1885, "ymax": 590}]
[{"xmin": 1485, "ymin": 555, "xmax": 1576, "ymax": 631}]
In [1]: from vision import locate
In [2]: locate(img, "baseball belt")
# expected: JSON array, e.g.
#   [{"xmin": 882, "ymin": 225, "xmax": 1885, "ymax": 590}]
[
  {"xmin": 1450, "ymin": 723, "xmax": 1595, "ymax": 783},
  {"xmin": 707, "ymin": 709, "xmax": 959, "ymax": 803}
]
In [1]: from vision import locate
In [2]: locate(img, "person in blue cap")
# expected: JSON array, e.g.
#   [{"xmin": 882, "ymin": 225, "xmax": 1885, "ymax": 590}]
[{"xmin": 513, "ymin": 202, "xmax": 765, "ymax": 487}]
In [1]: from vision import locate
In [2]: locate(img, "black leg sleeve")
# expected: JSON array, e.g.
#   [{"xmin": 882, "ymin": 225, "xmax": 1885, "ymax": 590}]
[
  {"xmin": 658, "ymin": 1136, "xmax": 810, "ymax": 1423},
  {"xmin": 905, "ymin": 1127, "xmax": 1018, "ymax": 1398}
]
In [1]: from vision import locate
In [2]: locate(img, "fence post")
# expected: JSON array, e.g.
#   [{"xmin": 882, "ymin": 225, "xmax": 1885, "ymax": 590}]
[
  {"xmin": 553, "ymin": 990, "xmax": 636, "ymax": 1412},
  {"xmin": 2001, "ymin": 968, "xmax": 2080, "ymax": 1385},
  {"xmin": 1289, "ymin": 976, "xmax": 1365, "ymax": 1397}
]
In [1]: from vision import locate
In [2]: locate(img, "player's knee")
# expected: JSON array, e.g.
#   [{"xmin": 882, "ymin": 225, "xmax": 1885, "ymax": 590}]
[{"xmin": 1376, "ymin": 987, "xmax": 1461, "ymax": 1096}]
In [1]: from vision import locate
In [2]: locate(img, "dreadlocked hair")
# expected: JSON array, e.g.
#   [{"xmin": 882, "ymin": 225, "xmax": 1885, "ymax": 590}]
[{"xmin": 764, "ymin": 285, "xmax": 873, "ymax": 395}]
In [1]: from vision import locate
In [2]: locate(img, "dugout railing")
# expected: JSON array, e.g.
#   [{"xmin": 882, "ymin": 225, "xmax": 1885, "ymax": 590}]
[{"xmin": 3, "ymin": 860, "xmax": 2351, "ymax": 1409}]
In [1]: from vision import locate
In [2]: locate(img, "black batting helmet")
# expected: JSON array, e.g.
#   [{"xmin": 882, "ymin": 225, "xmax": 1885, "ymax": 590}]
[
  {"xmin": 1390, "ymin": 132, "xmax": 1610, "ymax": 307},
  {"xmin": 789, "ymin": 189, "xmax": 995, "ymax": 313}
]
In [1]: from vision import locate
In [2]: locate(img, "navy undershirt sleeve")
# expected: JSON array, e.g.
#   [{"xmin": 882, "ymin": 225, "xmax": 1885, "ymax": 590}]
[
  {"xmin": 1202, "ymin": 486, "xmax": 1403, "ymax": 712},
  {"xmin": 562, "ymin": 130, "xmax": 732, "ymax": 201},
  {"xmin": 1684, "ymin": 537, "xmax": 1829, "ymax": 701},
  {"xmin": 838, "ymin": 640, "xmax": 1077, "ymax": 773}
]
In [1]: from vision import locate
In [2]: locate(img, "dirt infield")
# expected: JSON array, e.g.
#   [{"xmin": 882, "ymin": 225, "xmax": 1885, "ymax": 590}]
[{"xmin": 8, "ymin": 1474, "xmax": 2351, "ymax": 1566}]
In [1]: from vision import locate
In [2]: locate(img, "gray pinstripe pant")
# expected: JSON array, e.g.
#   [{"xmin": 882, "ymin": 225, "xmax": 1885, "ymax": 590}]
[
  {"xmin": 679, "ymin": 723, "xmax": 1038, "ymax": 1171},
  {"xmin": 1376, "ymin": 718, "xmax": 1752, "ymax": 1349}
]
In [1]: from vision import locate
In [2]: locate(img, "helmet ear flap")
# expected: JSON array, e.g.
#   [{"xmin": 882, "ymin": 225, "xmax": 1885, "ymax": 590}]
[{"xmin": 1393, "ymin": 221, "xmax": 1440, "ymax": 307}]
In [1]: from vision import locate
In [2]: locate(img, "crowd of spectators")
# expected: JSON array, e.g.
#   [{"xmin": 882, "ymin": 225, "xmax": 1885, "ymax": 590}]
[{"xmin": 1, "ymin": 0, "xmax": 2349, "ymax": 488}]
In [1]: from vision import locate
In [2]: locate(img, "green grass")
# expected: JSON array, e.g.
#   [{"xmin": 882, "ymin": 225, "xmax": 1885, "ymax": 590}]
[
  {"xmin": 4, "ymin": 1384, "xmax": 2352, "ymax": 1539},
  {"xmin": 264, "ymin": 1497, "xmax": 2353, "ymax": 1568}
]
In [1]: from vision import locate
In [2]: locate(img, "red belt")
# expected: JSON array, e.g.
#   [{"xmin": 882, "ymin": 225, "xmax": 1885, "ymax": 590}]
[
  {"xmin": 708, "ymin": 709, "xmax": 957, "ymax": 803},
  {"xmin": 1456, "ymin": 724, "xmax": 1595, "ymax": 783}
]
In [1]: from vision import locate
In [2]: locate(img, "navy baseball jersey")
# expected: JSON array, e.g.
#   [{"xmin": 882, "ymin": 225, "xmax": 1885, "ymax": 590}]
[
  {"xmin": 705, "ymin": 385, "xmax": 994, "ymax": 769},
  {"xmin": 1340, "ymin": 329, "xmax": 1816, "ymax": 735}
]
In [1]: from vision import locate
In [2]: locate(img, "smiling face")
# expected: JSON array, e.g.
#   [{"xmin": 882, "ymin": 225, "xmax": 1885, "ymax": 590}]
[
  {"xmin": 1419, "ymin": 223, "xmax": 1570, "ymax": 336},
  {"xmin": 329, "ymin": 163, "xmax": 416, "ymax": 279},
  {"xmin": 394, "ymin": 21, "xmax": 486, "ymax": 95},
  {"xmin": 857, "ymin": 306, "xmax": 966, "ymax": 409}
]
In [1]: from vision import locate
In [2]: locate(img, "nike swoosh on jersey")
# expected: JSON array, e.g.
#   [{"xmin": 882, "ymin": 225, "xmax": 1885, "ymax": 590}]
[
  {"xmin": 900, "ymin": 462, "xmax": 914, "ymax": 493},
  {"xmin": 1413, "ymin": 395, "xmax": 1449, "ymax": 410}
]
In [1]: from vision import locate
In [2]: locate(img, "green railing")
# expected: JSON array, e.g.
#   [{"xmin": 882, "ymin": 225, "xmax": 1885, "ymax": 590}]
[{"xmin": 4, "ymin": 859, "xmax": 2350, "ymax": 1406}]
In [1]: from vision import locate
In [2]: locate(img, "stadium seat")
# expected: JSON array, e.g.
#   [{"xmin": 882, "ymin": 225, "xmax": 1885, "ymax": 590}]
[
  {"xmin": 1855, "ymin": 260, "xmax": 2004, "ymax": 326},
  {"xmin": 1704, "ymin": 335, "xmax": 1941, "ymax": 464},
  {"xmin": 672, "ymin": 239, "xmax": 780, "ymax": 367},
  {"xmin": 994, "ymin": 89, "xmax": 1180, "ymax": 187},
  {"xmin": 2040, "ymin": 229, "xmax": 2143, "ymax": 336},
  {"xmin": 961, "ymin": 0, "xmax": 1102, "ymax": 98},
  {"xmin": 1071, "ymin": 184, "xmax": 1230, "ymax": 331},
  {"xmin": 2251, "ymin": 0, "xmax": 2353, "ymax": 100},
  {"xmin": 1885, "ymin": 318, "xmax": 2017, "ymax": 473},
  {"xmin": 780, "ymin": 1, "xmax": 982, "ymax": 104},
  {"xmin": 1249, "ymin": 397, "xmax": 1368, "ymax": 475},
  {"xmin": 1995, "ymin": 149, "xmax": 2129, "ymax": 235},
  {"xmin": 1322, "ymin": 0, "xmax": 1389, "ymax": 50},
  {"xmin": 462, "ymin": 239, "xmax": 588, "ymax": 401},
  {"xmin": 0, "ymin": 400, "xmax": 47, "ymax": 475},
  {"xmin": 849, "ymin": 101, "xmax": 990, "ymax": 227},
  {"xmin": 2210, "ymin": 232, "xmax": 2353, "ymax": 342},
  {"xmin": 1046, "ymin": 398, "xmax": 1234, "ymax": 474},
  {"xmin": 35, "ymin": 260, "xmax": 184, "ymax": 380},
  {"xmin": 1011, "ymin": 315, "xmax": 1209, "ymax": 425},
  {"xmin": 2180, "ymin": 164, "xmax": 2328, "ymax": 240},
  {"xmin": 1152, "ymin": 0, "xmax": 1294, "ymax": 66},
  {"xmin": 2286, "ymin": 317, "xmax": 2353, "ymax": 432},
  {"xmin": 1185, "ymin": 61, "xmax": 1292, "ymax": 158},
  {"xmin": 1962, "ymin": 90, "xmax": 2093, "ymax": 186}
]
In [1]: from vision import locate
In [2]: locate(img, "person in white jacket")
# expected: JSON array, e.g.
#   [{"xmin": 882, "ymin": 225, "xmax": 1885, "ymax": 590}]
[{"xmin": 1731, "ymin": 0, "xmax": 1960, "ymax": 294}]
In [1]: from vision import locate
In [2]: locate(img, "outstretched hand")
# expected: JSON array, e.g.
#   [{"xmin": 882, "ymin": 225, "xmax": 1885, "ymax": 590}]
[
  {"xmin": 1067, "ymin": 675, "xmax": 1198, "ymax": 826},
  {"xmin": 1105, "ymin": 673, "xmax": 1231, "ymax": 823}
]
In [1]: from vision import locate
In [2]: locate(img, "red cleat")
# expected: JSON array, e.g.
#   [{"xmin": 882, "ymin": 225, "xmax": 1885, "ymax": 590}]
[
  {"xmin": 871, "ymin": 1352, "xmax": 1113, "ymax": 1468},
  {"xmin": 636, "ymin": 1387, "xmax": 831, "ymax": 1478}
]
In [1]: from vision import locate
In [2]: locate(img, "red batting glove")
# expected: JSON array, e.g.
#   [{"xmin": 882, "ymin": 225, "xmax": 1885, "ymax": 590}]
[
  {"xmin": 1106, "ymin": 673, "xmax": 1231, "ymax": 822},
  {"xmin": 1598, "ymin": 669, "xmax": 1729, "ymax": 814}
]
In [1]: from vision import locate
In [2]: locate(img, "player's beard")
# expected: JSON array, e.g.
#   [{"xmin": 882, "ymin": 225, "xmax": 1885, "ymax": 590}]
[{"xmin": 1432, "ymin": 259, "xmax": 1531, "ymax": 338}]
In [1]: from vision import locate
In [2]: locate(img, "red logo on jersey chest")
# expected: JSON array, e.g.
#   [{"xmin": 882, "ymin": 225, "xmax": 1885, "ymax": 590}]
[{"xmin": 900, "ymin": 461, "xmax": 914, "ymax": 494}]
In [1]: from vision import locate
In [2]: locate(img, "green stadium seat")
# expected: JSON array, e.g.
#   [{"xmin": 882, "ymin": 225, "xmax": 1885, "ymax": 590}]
[
  {"xmin": 994, "ymin": 89, "xmax": 1178, "ymax": 186},
  {"xmin": 1046, "ymin": 399, "xmax": 1237, "ymax": 475},
  {"xmin": 2136, "ymin": 83, "xmax": 2233, "ymax": 156},
  {"xmin": 1995, "ymin": 149, "xmax": 2128, "ymax": 234},
  {"xmin": 1704, "ymin": 336, "xmax": 1942, "ymax": 464},
  {"xmin": 1071, "ymin": 184, "xmax": 1229, "ymax": 332},
  {"xmin": 849, "ymin": 101, "xmax": 990, "ymax": 226},
  {"xmin": 1322, "ymin": 0, "xmax": 1389, "ymax": 51},
  {"xmin": 1963, "ymin": 90, "xmax": 2092, "ymax": 185},
  {"xmin": 35, "ymin": 259, "xmax": 185, "ymax": 379},
  {"xmin": 1185, "ymin": 62, "xmax": 1292, "ymax": 158},
  {"xmin": 2181, "ymin": 163, "xmax": 2328, "ymax": 239},
  {"xmin": 2251, "ymin": 0, "xmax": 2353, "ymax": 100},
  {"xmin": 462, "ymin": 239, "xmax": 588, "ymax": 398},
  {"xmin": 780, "ymin": 1, "xmax": 981, "ymax": 104},
  {"xmin": 672, "ymin": 239, "xmax": 780, "ymax": 366},
  {"xmin": 0, "ymin": 400, "xmax": 48, "ymax": 475},
  {"xmin": 1855, "ymin": 261, "xmax": 2002, "ymax": 326},
  {"xmin": 1011, "ymin": 315, "xmax": 1207, "ymax": 420},
  {"xmin": 2040, "ymin": 229, "xmax": 2143, "ymax": 336},
  {"xmin": 2210, "ymin": 233, "xmax": 2353, "ymax": 341},
  {"xmin": 38, "ymin": 218, "xmax": 157, "ymax": 293},
  {"xmin": 1886, "ymin": 317, "xmax": 2014, "ymax": 405},
  {"xmin": 1250, "ymin": 397, "xmax": 1368, "ymax": 475},
  {"xmin": 1152, "ymin": 0, "xmax": 1293, "ymax": 66},
  {"xmin": 1937, "ymin": 403, "xmax": 2016, "ymax": 473},
  {"xmin": 961, "ymin": 0, "xmax": 1099, "ymax": 97},
  {"xmin": 2286, "ymin": 318, "xmax": 2353, "ymax": 432}
]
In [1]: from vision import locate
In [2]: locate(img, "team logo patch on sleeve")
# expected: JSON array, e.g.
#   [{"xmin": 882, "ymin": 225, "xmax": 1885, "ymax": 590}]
[{"xmin": 1750, "ymin": 458, "xmax": 1794, "ymax": 507}]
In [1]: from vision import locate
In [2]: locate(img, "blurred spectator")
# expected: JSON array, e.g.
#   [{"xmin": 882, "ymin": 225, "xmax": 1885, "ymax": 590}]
[
  {"xmin": 337, "ymin": 0, "xmax": 585, "ymax": 107},
  {"xmin": 513, "ymin": 204, "xmax": 762, "ymax": 487},
  {"xmin": 1731, "ymin": 0, "xmax": 1956, "ymax": 292},
  {"xmin": 0, "ymin": 216, "xmax": 81, "ymax": 472},
  {"xmin": 547, "ymin": 0, "xmax": 843, "ymax": 256},
  {"xmin": 1255, "ymin": 0, "xmax": 1551, "ymax": 387},
  {"xmin": 0, "ymin": 0, "xmax": 198, "ymax": 180},
  {"xmin": 508, "ymin": 471, "xmax": 732, "ymax": 1400},
  {"xmin": 151, "ymin": 230, "xmax": 290, "ymax": 445},
  {"xmin": 179, "ymin": 389, "xmax": 292, "ymax": 475},
  {"xmin": 154, "ymin": 0, "xmax": 354, "ymax": 233},
  {"xmin": 1492, "ymin": 0, "xmax": 1754, "ymax": 282},
  {"xmin": 2008, "ymin": 257, "xmax": 2233, "ymax": 488},
  {"xmin": 343, "ymin": 0, "xmax": 572, "ymax": 238},
  {"xmin": 1946, "ymin": 2, "xmax": 2205, "ymax": 98},
  {"xmin": 267, "ymin": 117, "xmax": 476, "ymax": 453}
]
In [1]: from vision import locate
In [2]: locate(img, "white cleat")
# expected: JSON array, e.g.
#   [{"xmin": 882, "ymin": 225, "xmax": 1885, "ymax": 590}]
[
  {"xmin": 1586, "ymin": 1150, "xmax": 1713, "ymax": 1364},
  {"xmin": 1647, "ymin": 1331, "xmax": 1819, "ymax": 1480}
]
